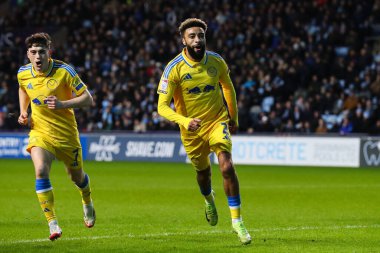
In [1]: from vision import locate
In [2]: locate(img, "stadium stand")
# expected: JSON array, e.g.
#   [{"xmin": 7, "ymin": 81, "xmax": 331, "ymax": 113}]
[{"xmin": 0, "ymin": 0, "xmax": 379, "ymax": 134}]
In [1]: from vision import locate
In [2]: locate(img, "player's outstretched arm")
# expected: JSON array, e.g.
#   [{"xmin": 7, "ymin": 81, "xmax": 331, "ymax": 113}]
[
  {"xmin": 157, "ymin": 93, "xmax": 192, "ymax": 129},
  {"xmin": 18, "ymin": 88, "xmax": 30, "ymax": 125},
  {"xmin": 46, "ymin": 89, "xmax": 93, "ymax": 109},
  {"xmin": 219, "ymin": 57, "xmax": 239, "ymax": 128},
  {"xmin": 221, "ymin": 81, "xmax": 238, "ymax": 125}
]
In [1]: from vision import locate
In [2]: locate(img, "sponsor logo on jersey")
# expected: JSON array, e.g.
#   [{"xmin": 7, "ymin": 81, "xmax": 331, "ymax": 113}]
[
  {"xmin": 203, "ymin": 85, "xmax": 215, "ymax": 92},
  {"xmin": 188, "ymin": 86, "xmax": 201, "ymax": 94},
  {"xmin": 32, "ymin": 95, "xmax": 48, "ymax": 106}
]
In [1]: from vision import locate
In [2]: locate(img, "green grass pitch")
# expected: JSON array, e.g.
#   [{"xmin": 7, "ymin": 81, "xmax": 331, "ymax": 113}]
[{"xmin": 0, "ymin": 159, "xmax": 379, "ymax": 252}]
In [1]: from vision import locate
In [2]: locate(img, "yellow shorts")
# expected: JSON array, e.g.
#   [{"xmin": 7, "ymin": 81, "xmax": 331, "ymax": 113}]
[
  {"xmin": 27, "ymin": 132, "xmax": 83, "ymax": 170},
  {"xmin": 181, "ymin": 121, "xmax": 232, "ymax": 171}
]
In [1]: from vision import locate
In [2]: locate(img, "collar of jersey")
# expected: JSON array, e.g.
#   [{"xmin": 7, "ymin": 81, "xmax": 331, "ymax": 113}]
[
  {"xmin": 181, "ymin": 48, "xmax": 208, "ymax": 67},
  {"xmin": 31, "ymin": 58, "xmax": 54, "ymax": 77}
]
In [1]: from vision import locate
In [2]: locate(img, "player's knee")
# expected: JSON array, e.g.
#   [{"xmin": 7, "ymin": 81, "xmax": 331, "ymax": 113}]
[
  {"xmin": 196, "ymin": 167, "xmax": 211, "ymax": 180},
  {"xmin": 220, "ymin": 162, "xmax": 235, "ymax": 179},
  {"xmin": 35, "ymin": 164, "xmax": 50, "ymax": 178}
]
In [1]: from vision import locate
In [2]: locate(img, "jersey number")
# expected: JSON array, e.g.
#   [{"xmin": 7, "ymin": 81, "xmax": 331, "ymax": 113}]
[
  {"xmin": 221, "ymin": 122, "xmax": 230, "ymax": 140},
  {"xmin": 72, "ymin": 148, "xmax": 79, "ymax": 167}
]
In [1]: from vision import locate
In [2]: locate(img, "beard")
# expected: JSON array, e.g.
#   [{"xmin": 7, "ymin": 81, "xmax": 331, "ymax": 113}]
[{"xmin": 186, "ymin": 44, "xmax": 205, "ymax": 61}]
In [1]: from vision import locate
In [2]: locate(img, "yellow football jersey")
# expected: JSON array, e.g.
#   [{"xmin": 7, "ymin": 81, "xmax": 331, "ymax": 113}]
[
  {"xmin": 17, "ymin": 59, "xmax": 87, "ymax": 142},
  {"xmin": 157, "ymin": 49, "xmax": 238, "ymax": 133}
]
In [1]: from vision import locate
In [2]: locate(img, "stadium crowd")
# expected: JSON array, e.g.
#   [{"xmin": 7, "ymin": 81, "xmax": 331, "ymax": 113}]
[{"xmin": 0, "ymin": 0, "xmax": 380, "ymax": 135}]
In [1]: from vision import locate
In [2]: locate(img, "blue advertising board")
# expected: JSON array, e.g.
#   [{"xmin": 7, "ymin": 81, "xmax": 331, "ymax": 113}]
[
  {"xmin": 0, "ymin": 133, "xmax": 87, "ymax": 160},
  {"xmin": 84, "ymin": 134, "xmax": 188, "ymax": 162},
  {"xmin": 0, "ymin": 134, "xmax": 30, "ymax": 159}
]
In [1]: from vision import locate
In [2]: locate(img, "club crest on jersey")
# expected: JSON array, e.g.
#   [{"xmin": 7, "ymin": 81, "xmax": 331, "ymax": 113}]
[
  {"xmin": 158, "ymin": 79, "xmax": 168, "ymax": 94},
  {"xmin": 46, "ymin": 79, "xmax": 58, "ymax": 90},
  {"xmin": 207, "ymin": 67, "xmax": 217, "ymax": 77}
]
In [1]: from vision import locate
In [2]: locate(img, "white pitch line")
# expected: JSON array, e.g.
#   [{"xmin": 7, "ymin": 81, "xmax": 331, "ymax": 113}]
[{"xmin": 1, "ymin": 224, "xmax": 379, "ymax": 245}]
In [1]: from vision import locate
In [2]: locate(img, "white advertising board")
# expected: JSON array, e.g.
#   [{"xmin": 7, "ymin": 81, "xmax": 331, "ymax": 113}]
[{"xmin": 226, "ymin": 136, "xmax": 360, "ymax": 167}]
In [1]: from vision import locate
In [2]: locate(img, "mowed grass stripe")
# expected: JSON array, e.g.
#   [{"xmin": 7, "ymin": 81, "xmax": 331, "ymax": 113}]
[
  {"xmin": 0, "ymin": 159, "xmax": 379, "ymax": 253},
  {"xmin": 1, "ymin": 224, "xmax": 380, "ymax": 245}
]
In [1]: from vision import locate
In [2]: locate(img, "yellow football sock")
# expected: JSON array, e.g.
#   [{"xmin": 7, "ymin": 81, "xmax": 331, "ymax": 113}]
[
  {"xmin": 228, "ymin": 195, "xmax": 242, "ymax": 221},
  {"xmin": 229, "ymin": 206, "xmax": 241, "ymax": 220},
  {"xmin": 36, "ymin": 190, "xmax": 56, "ymax": 223},
  {"xmin": 77, "ymin": 174, "xmax": 92, "ymax": 204},
  {"xmin": 78, "ymin": 184, "xmax": 92, "ymax": 204},
  {"xmin": 35, "ymin": 179, "xmax": 56, "ymax": 223}
]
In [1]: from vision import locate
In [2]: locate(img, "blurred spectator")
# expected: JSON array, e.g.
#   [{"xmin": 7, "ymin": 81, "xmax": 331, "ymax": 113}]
[
  {"xmin": 315, "ymin": 118, "xmax": 328, "ymax": 134},
  {"xmin": 340, "ymin": 117, "xmax": 353, "ymax": 135}
]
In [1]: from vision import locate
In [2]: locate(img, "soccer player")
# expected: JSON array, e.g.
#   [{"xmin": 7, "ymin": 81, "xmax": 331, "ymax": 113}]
[
  {"xmin": 157, "ymin": 18, "xmax": 251, "ymax": 245},
  {"xmin": 17, "ymin": 33, "xmax": 95, "ymax": 241}
]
